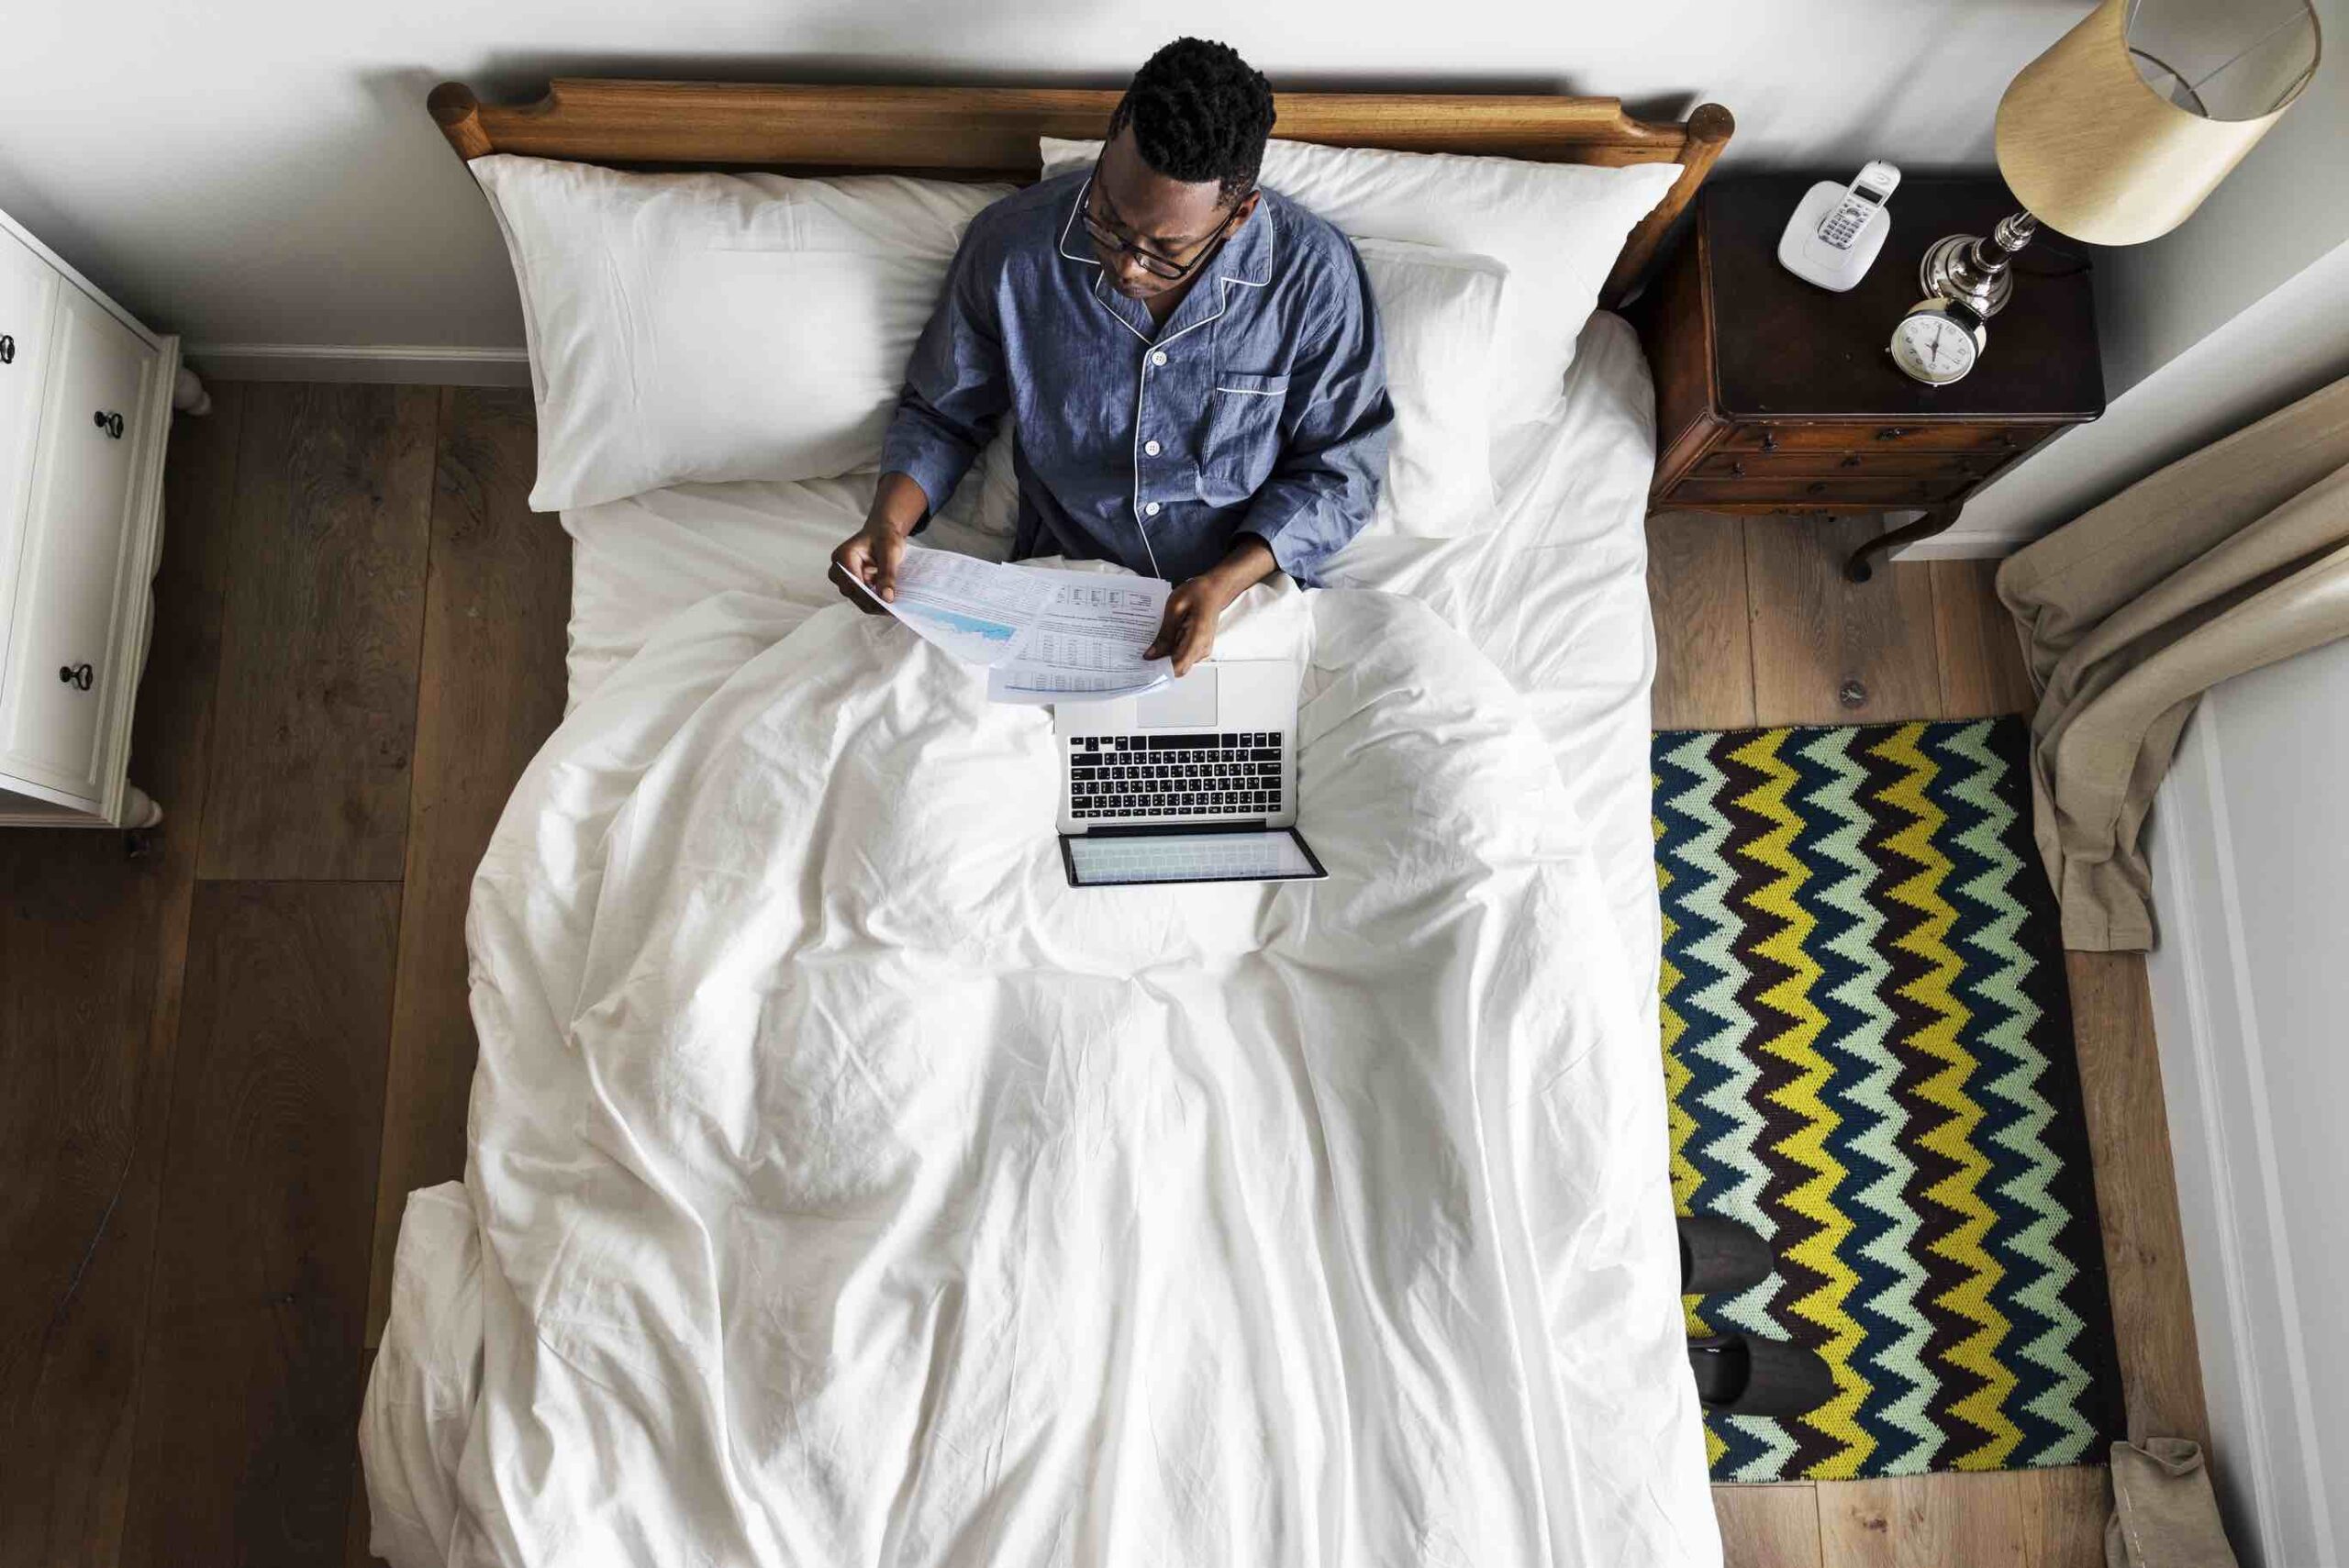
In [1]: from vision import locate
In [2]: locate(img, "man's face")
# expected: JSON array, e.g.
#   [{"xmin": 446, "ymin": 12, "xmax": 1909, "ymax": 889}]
[{"xmin": 1086, "ymin": 127, "xmax": 1256, "ymax": 300}]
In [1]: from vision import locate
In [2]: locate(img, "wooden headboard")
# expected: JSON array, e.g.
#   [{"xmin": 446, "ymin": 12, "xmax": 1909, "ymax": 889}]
[{"xmin": 428, "ymin": 79, "xmax": 1732, "ymax": 304}]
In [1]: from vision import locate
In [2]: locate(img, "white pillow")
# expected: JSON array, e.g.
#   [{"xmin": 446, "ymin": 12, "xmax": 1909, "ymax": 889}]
[
  {"xmin": 1042, "ymin": 136, "xmax": 1677, "ymax": 424},
  {"xmin": 472, "ymin": 155, "xmax": 1014, "ymax": 511},
  {"xmin": 1353, "ymin": 239, "xmax": 1504, "ymax": 539}
]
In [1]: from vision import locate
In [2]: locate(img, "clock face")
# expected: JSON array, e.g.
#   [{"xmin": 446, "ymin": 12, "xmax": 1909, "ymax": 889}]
[{"xmin": 1891, "ymin": 307, "xmax": 1979, "ymax": 385}]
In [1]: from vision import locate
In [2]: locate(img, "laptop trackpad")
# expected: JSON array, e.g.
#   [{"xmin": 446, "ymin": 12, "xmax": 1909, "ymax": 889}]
[{"xmin": 1137, "ymin": 666, "xmax": 1218, "ymax": 729}]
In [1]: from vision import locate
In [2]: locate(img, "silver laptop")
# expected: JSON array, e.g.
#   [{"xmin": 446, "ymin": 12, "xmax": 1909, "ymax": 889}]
[{"xmin": 1053, "ymin": 660, "xmax": 1326, "ymax": 888}]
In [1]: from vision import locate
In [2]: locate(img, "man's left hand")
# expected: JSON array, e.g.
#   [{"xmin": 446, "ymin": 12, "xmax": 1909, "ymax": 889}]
[
  {"xmin": 1145, "ymin": 537, "xmax": 1279, "ymax": 677},
  {"xmin": 1144, "ymin": 574, "xmax": 1241, "ymax": 678}
]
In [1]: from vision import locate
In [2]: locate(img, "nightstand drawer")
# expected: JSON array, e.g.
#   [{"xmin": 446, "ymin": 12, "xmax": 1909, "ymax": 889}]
[
  {"xmin": 1664, "ymin": 474, "xmax": 1974, "ymax": 507},
  {"xmin": 1718, "ymin": 423, "xmax": 2037, "ymax": 456},
  {"xmin": 1692, "ymin": 450, "xmax": 2002, "ymax": 481}
]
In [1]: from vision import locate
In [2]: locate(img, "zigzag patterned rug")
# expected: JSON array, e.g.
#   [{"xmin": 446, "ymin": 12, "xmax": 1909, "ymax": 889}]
[{"xmin": 1652, "ymin": 716, "xmax": 2123, "ymax": 1483}]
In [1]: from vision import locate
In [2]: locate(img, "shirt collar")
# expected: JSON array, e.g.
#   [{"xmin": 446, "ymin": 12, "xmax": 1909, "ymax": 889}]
[{"xmin": 1056, "ymin": 175, "xmax": 1275, "ymax": 289}]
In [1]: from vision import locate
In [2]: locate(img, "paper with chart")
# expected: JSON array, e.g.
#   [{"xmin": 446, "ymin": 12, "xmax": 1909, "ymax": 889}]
[
  {"xmin": 985, "ymin": 568, "xmax": 1173, "ymax": 705},
  {"xmin": 847, "ymin": 545, "xmax": 1173, "ymax": 704}
]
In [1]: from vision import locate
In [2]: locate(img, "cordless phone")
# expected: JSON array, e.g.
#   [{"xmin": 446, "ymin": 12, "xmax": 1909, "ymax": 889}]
[
  {"xmin": 1776, "ymin": 161, "xmax": 1902, "ymax": 292},
  {"xmin": 1817, "ymin": 162, "xmax": 1901, "ymax": 250}
]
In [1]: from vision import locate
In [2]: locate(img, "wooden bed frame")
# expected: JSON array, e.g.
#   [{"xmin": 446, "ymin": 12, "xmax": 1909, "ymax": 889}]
[{"xmin": 428, "ymin": 79, "xmax": 1732, "ymax": 305}]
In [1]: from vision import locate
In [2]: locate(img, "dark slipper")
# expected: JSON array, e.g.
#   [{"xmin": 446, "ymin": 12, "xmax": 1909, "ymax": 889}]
[
  {"xmin": 1687, "ymin": 1334, "xmax": 1836, "ymax": 1418},
  {"xmin": 1678, "ymin": 1214, "xmax": 1774, "ymax": 1296}
]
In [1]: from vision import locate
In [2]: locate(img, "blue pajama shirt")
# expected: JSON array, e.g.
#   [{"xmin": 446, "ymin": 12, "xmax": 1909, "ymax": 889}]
[{"xmin": 878, "ymin": 170, "xmax": 1393, "ymax": 586}]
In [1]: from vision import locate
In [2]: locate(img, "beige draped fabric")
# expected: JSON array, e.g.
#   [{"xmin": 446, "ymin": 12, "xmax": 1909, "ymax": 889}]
[
  {"xmin": 2104, "ymin": 1440, "xmax": 2240, "ymax": 1568},
  {"xmin": 1997, "ymin": 374, "xmax": 2349, "ymax": 951}
]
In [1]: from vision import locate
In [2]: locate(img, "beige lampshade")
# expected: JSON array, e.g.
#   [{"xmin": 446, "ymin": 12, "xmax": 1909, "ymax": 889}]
[{"xmin": 1995, "ymin": 0, "xmax": 2321, "ymax": 245}]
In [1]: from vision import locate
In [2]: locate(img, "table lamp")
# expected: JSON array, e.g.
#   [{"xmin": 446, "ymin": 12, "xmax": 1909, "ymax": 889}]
[{"xmin": 1920, "ymin": 0, "xmax": 2321, "ymax": 324}]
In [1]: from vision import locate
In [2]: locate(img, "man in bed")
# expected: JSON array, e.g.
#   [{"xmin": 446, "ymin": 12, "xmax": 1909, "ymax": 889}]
[{"xmin": 829, "ymin": 36, "xmax": 1393, "ymax": 676}]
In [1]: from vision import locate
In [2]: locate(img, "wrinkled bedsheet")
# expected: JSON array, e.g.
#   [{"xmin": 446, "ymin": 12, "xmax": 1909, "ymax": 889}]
[{"xmin": 362, "ymin": 569, "xmax": 1710, "ymax": 1567}]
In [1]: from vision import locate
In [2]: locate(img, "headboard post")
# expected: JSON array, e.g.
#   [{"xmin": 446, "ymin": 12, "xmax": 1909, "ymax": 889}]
[
  {"xmin": 428, "ymin": 83, "xmax": 494, "ymax": 161},
  {"xmin": 425, "ymin": 79, "xmax": 1732, "ymax": 305},
  {"xmin": 1604, "ymin": 102, "xmax": 1734, "ymax": 303}
]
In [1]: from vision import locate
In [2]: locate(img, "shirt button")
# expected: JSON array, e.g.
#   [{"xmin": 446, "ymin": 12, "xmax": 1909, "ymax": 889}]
[
  {"xmin": 1144, "ymin": 439, "xmax": 1162, "ymax": 456},
  {"xmin": 1146, "ymin": 501, "xmax": 1163, "ymax": 516},
  {"xmin": 1151, "ymin": 350, "xmax": 1168, "ymax": 367}
]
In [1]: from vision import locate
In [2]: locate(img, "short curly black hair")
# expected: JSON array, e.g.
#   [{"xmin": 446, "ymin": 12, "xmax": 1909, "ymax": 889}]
[{"xmin": 1107, "ymin": 38, "xmax": 1275, "ymax": 206}]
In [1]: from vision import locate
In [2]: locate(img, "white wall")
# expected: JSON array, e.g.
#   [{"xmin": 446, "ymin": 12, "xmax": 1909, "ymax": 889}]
[
  {"xmin": 2143, "ymin": 639, "xmax": 2349, "ymax": 1568},
  {"xmin": 2091, "ymin": 0, "xmax": 2344, "ymax": 398},
  {"xmin": 0, "ymin": 0, "xmax": 2097, "ymax": 365}
]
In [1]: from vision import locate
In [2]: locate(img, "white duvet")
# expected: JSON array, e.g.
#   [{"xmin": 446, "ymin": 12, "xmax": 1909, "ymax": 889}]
[{"xmin": 363, "ymin": 315, "xmax": 1717, "ymax": 1567}]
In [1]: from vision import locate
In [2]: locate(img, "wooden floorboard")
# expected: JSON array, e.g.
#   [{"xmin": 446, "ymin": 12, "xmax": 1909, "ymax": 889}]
[
  {"xmin": 1931, "ymin": 561, "xmax": 2036, "ymax": 718},
  {"xmin": 121, "ymin": 881, "xmax": 399, "ymax": 1568},
  {"xmin": 346, "ymin": 1350, "xmax": 381, "ymax": 1568},
  {"xmin": 2017, "ymin": 1465, "xmax": 2112, "ymax": 1568},
  {"xmin": 1744, "ymin": 516, "xmax": 1940, "ymax": 728},
  {"xmin": 366, "ymin": 387, "xmax": 571, "ymax": 1345},
  {"xmin": 2065, "ymin": 949, "xmax": 2210, "ymax": 1450},
  {"xmin": 1649, "ymin": 511, "xmax": 1756, "ymax": 731},
  {"xmin": 0, "ymin": 388, "xmax": 242, "ymax": 1568},
  {"xmin": 1816, "ymin": 1473, "xmax": 2031, "ymax": 1568},
  {"xmin": 1715, "ymin": 1483, "xmax": 1824, "ymax": 1568},
  {"xmin": 197, "ymin": 384, "xmax": 437, "ymax": 882}
]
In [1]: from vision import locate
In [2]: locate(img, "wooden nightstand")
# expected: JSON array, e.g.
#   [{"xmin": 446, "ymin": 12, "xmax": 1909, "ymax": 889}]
[{"xmin": 1634, "ymin": 175, "xmax": 2103, "ymax": 580}]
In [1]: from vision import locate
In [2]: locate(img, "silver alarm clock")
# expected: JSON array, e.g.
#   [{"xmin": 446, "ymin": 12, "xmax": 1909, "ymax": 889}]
[{"xmin": 1889, "ymin": 297, "xmax": 1987, "ymax": 386}]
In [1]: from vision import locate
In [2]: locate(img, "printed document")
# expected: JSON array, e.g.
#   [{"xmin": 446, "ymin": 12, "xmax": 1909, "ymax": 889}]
[{"xmin": 846, "ymin": 545, "xmax": 1173, "ymax": 704}]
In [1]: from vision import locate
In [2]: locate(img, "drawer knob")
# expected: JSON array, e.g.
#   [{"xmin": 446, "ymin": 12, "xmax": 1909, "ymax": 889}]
[
  {"xmin": 94, "ymin": 409, "xmax": 125, "ymax": 439},
  {"xmin": 1876, "ymin": 427, "xmax": 1909, "ymax": 441},
  {"xmin": 1806, "ymin": 481, "xmax": 1829, "ymax": 495},
  {"xmin": 1998, "ymin": 432, "xmax": 2018, "ymax": 449},
  {"xmin": 1731, "ymin": 461, "xmax": 1747, "ymax": 477},
  {"xmin": 1758, "ymin": 431, "xmax": 1779, "ymax": 452},
  {"xmin": 1839, "ymin": 455, "xmax": 1862, "ymax": 469},
  {"xmin": 0, "ymin": 334, "xmax": 14, "ymax": 365},
  {"xmin": 59, "ymin": 662, "xmax": 94, "ymax": 691}
]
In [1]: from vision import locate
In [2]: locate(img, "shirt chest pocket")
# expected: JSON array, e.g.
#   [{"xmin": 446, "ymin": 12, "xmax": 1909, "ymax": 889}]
[{"xmin": 1199, "ymin": 372, "xmax": 1290, "ymax": 504}]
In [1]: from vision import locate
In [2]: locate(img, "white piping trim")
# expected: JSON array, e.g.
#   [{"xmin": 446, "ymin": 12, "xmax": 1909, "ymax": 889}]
[
  {"xmin": 1060, "ymin": 178, "xmax": 1280, "ymax": 582},
  {"xmin": 1056, "ymin": 177, "xmax": 1102, "ymax": 266},
  {"xmin": 1215, "ymin": 384, "xmax": 1283, "ymax": 396},
  {"xmin": 1091, "ymin": 272, "xmax": 1153, "ymax": 347},
  {"xmin": 1129, "ymin": 365, "xmax": 1163, "ymax": 580}
]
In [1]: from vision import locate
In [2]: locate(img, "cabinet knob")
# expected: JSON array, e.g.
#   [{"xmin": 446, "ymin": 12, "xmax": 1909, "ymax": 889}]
[
  {"xmin": 1806, "ymin": 481, "xmax": 1828, "ymax": 495},
  {"xmin": 1758, "ymin": 431, "xmax": 1778, "ymax": 452},
  {"xmin": 1839, "ymin": 455, "xmax": 1862, "ymax": 469},
  {"xmin": 1731, "ymin": 461, "xmax": 1746, "ymax": 477},
  {"xmin": 59, "ymin": 662, "xmax": 95, "ymax": 691},
  {"xmin": 94, "ymin": 409, "xmax": 125, "ymax": 439},
  {"xmin": 1876, "ymin": 426, "xmax": 1909, "ymax": 441},
  {"xmin": 0, "ymin": 334, "xmax": 14, "ymax": 365}
]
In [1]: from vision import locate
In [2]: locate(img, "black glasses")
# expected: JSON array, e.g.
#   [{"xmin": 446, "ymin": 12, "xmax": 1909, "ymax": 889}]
[{"xmin": 1080, "ymin": 170, "xmax": 1252, "ymax": 282}]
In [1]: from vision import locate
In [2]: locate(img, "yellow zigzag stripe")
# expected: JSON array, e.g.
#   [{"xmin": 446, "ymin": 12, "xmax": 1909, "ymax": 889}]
[
  {"xmin": 1732, "ymin": 731, "xmax": 1870, "ymax": 1478},
  {"xmin": 1876, "ymin": 724, "xmax": 2021, "ymax": 1469},
  {"xmin": 1654, "ymin": 780, "xmax": 1702, "ymax": 1216}
]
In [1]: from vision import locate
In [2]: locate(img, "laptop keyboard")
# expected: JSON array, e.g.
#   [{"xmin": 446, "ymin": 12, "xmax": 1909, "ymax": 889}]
[{"xmin": 1068, "ymin": 731, "xmax": 1285, "ymax": 820}]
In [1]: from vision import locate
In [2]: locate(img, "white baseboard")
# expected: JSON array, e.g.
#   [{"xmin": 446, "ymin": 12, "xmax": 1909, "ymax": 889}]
[
  {"xmin": 1865, "ymin": 509, "xmax": 2035, "ymax": 563},
  {"xmin": 2143, "ymin": 696, "xmax": 2338, "ymax": 1568},
  {"xmin": 1889, "ymin": 531, "xmax": 2034, "ymax": 561},
  {"xmin": 184, "ymin": 342, "xmax": 531, "ymax": 386}
]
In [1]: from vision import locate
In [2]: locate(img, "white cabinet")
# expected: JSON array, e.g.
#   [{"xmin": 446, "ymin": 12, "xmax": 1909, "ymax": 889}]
[{"xmin": 0, "ymin": 206, "xmax": 190, "ymax": 828}]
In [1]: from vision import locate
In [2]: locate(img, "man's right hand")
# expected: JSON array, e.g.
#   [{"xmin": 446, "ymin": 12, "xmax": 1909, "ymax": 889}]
[
  {"xmin": 829, "ymin": 521, "xmax": 907, "ymax": 613},
  {"xmin": 829, "ymin": 472, "xmax": 932, "ymax": 612}
]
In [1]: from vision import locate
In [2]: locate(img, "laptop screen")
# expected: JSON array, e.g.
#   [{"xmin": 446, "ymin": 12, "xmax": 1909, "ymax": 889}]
[{"xmin": 1063, "ymin": 828, "xmax": 1325, "ymax": 887}]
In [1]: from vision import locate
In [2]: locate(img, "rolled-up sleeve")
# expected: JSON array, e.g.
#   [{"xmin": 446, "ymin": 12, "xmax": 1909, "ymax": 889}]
[
  {"xmin": 1238, "ymin": 250, "xmax": 1393, "ymax": 585},
  {"xmin": 879, "ymin": 222, "xmax": 1009, "ymax": 520}
]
